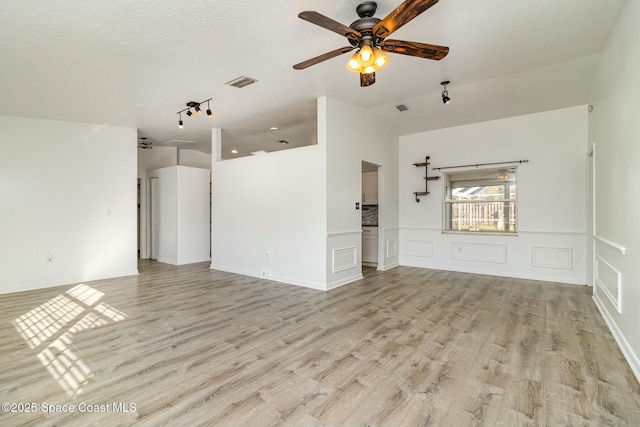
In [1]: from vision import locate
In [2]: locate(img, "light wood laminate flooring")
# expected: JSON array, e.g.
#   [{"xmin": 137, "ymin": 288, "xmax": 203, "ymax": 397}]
[{"xmin": 1, "ymin": 261, "xmax": 639, "ymax": 426}]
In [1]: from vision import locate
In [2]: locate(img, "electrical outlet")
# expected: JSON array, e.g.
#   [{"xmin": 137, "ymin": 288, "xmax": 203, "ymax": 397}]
[{"xmin": 261, "ymin": 268, "xmax": 269, "ymax": 279}]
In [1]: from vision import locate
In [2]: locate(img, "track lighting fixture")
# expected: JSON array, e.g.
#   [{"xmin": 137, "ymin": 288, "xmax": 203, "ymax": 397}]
[
  {"xmin": 441, "ymin": 81, "xmax": 451, "ymax": 104},
  {"xmin": 176, "ymin": 98, "xmax": 213, "ymax": 129},
  {"xmin": 206, "ymin": 100, "xmax": 213, "ymax": 118}
]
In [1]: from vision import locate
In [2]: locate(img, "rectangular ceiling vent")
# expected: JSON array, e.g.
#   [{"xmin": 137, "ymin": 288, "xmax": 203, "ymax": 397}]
[
  {"xmin": 225, "ymin": 76, "xmax": 258, "ymax": 88},
  {"xmin": 395, "ymin": 104, "xmax": 409, "ymax": 112}
]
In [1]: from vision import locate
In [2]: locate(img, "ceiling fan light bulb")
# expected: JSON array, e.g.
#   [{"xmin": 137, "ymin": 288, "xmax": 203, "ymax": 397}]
[
  {"xmin": 357, "ymin": 45, "xmax": 374, "ymax": 67},
  {"xmin": 347, "ymin": 56, "xmax": 362, "ymax": 73},
  {"xmin": 373, "ymin": 48, "xmax": 389, "ymax": 70},
  {"xmin": 364, "ymin": 65, "xmax": 375, "ymax": 74}
]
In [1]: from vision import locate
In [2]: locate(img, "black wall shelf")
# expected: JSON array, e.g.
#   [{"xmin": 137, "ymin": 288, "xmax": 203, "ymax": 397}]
[{"xmin": 413, "ymin": 156, "xmax": 440, "ymax": 202}]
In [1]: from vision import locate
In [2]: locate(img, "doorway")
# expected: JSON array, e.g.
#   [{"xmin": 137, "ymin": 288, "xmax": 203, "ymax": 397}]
[{"xmin": 362, "ymin": 161, "xmax": 380, "ymax": 271}]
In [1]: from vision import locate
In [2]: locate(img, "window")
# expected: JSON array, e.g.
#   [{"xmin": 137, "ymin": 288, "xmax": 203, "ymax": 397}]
[{"xmin": 443, "ymin": 167, "xmax": 517, "ymax": 233}]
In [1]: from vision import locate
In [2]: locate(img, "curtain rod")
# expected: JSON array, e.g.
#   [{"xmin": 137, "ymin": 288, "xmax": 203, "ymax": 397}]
[{"xmin": 432, "ymin": 159, "xmax": 529, "ymax": 171}]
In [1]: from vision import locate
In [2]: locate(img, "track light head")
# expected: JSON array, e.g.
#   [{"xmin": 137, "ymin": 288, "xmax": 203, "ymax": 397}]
[
  {"xmin": 206, "ymin": 109, "xmax": 213, "ymax": 118},
  {"xmin": 440, "ymin": 81, "xmax": 451, "ymax": 104},
  {"xmin": 178, "ymin": 120, "xmax": 184, "ymax": 129},
  {"xmin": 186, "ymin": 110, "xmax": 193, "ymax": 118},
  {"xmin": 195, "ymin": 105, "xmax": 202, "ymax": 114}
]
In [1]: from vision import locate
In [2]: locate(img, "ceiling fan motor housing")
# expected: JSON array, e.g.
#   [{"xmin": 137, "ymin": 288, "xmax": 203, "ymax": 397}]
[{"xmin": 350, "ymin": 3, "xmax": 384, "ymax": 47}]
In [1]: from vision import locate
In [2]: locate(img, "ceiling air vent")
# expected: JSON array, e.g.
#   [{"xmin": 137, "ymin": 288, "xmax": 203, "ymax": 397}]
[
  {"xmin": 225, "ymin": 76, "xmax": 258, "ymax": 88},
  {"xmin": 395, "ymin": 104, "xmax": 409, "ymax": 112}
]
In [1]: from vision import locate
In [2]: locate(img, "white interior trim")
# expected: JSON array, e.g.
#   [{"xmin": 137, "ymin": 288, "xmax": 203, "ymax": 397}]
[{"xmin": 593, "ymin": 235, "xmax": 626, "ymax": 255}]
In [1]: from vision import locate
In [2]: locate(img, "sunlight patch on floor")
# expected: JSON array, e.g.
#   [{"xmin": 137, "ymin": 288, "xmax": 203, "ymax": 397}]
[{"xmin": 12, "ymin": 284, "xmax": 127, "ymax": 397}]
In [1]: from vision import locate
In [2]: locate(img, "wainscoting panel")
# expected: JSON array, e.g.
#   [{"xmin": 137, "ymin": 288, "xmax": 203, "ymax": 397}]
[
  {"xmin": 450, "ymin": 242, "xmax": 507, "ymax": 264},
  {"xmin": 400, "ymin": 227, "xmax": 586, "ymax": 284},
  {"xmin": 386, "ymin": 239, "xmax": 398, "ymax": 259},
  {"xmin": 595, "ymin": 255, "xmax": 622, "ymax": 313},
  {"xmin": 531, "ymin": 247, "xmax": 573, "ymax": 270},
  {"xmin": 332, "ymin": 246, "xmax": 357, "ymax": 274},
  {"xmin": 407, "ymin": 240, "xmax": 434, "ymax": 258}
]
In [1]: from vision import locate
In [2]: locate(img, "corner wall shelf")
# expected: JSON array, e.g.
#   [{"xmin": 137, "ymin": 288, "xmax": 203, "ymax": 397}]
[{"xmin": 413, "ymin": 156, "xmax": 440, "ymax": 202}]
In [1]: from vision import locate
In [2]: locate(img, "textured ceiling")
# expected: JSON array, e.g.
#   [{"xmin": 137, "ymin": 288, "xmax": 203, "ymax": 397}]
[{"xmin": 0, "ymin": 0, "xmax": 625, "ymax": 158}]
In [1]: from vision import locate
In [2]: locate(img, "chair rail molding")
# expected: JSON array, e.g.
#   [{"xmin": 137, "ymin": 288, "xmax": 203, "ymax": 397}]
[{"xmin": 593, "ymin": 234, "xmax": 626, "ymax": 255}]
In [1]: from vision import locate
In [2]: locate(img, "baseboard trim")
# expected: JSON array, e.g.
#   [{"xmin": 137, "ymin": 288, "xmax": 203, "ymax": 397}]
[
  {"xmin": 379, "ymin": 262, "xmax": 400, "ymax": 271},
  {"xmin": 399, "ymin": 261, "xmax": 585, "ymax": 285},
  {"xmin": 327, "ymin": 274, "xmax": 364, "ymax": 291},
  {"xmin": 592, "ymin": 293, "xmax": 640, "ymax": 384},
  {"xmin": 0, "ymin": 270, "xmax": 140, "ymax": 295},
  {"xmin": 210, "ymin": 264, "xmax": 325, "ymax": 291}
]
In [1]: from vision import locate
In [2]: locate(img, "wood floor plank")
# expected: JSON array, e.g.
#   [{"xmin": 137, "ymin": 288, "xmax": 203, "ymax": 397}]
[{"xmin": 1, "ymin": 261, "xmax": 639, "ymax": 426}]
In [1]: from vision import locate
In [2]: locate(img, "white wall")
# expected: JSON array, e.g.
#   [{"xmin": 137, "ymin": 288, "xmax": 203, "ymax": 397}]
[
  {"xmin": 322, "ymin": 96, "xmax": 400, "ymax": 288},
  {"xmin": 589, "ymin": 0, "xmax": 640, "ymax": 381},
  {"xmin": 178, "ymin": 149, "xmax": 211, "ymax": 169},
  {"xmin": 176, "ymin": 166, "xmax": 211, "ymax": 264},
  {"xmin": 148, "ymin": 166, "xmax": 178, "ymax": 264},
  {"xmin": 210, "ymin": 144, "xmax": 326, "ymax": 290},
  {"xmin": 0, "ymin": 115, "xmax": 138, "ymax": 294},
  {"xmin": 399, "ymin": 106, "xmax": 588, "ymax": 284},
  {"xmin": 147, "ymin": 165, "xmax": 210, "ymax": 265},
  {"xmin": 138, "ymin": 146, "xmax": 177, "ymax": 179},
  {"xmin": 138, "ymin": 147, "xmax": 211, "ymax": 176}
]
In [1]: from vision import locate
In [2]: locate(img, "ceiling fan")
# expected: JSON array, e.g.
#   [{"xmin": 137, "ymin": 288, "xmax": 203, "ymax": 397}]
[{"xmin": 293, "ymin": 0, "xmax": 449, "ymax": 87}]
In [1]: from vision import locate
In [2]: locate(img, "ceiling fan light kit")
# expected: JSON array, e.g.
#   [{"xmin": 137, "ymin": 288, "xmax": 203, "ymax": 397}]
[
  {"xmin": 176, "ymin": 98, "xmax": 213, "ymax": 129},
  {"xmin": 294, "ymin": 0, "xmax": 449, "ymax": 87}
]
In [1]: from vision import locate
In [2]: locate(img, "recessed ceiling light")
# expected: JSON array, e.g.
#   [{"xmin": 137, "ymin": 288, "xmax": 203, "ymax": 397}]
[
  {"xmin": 270, "ymin": 127, "xmax": 278, "ymax": 130},
  {"xmin": 231, "ymin": 149, "xmax": 238, "ymax": 154}
]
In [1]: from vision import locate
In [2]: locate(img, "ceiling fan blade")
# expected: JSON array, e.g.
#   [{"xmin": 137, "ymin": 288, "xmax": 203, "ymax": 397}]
[
  {"xmin": 373, "ymin": 0, "xmax": 439, "ymax": 39},
  {"xmin": 298, "ymin": 11, "xmax": 362, "ymax": 42},
  {"xmin": 293, "ymin": 46, "xmax": 355, "ymax": 70},
  {"xmin": 381, "ymin": 39, "xmax": 449, "ymax": 60}
]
